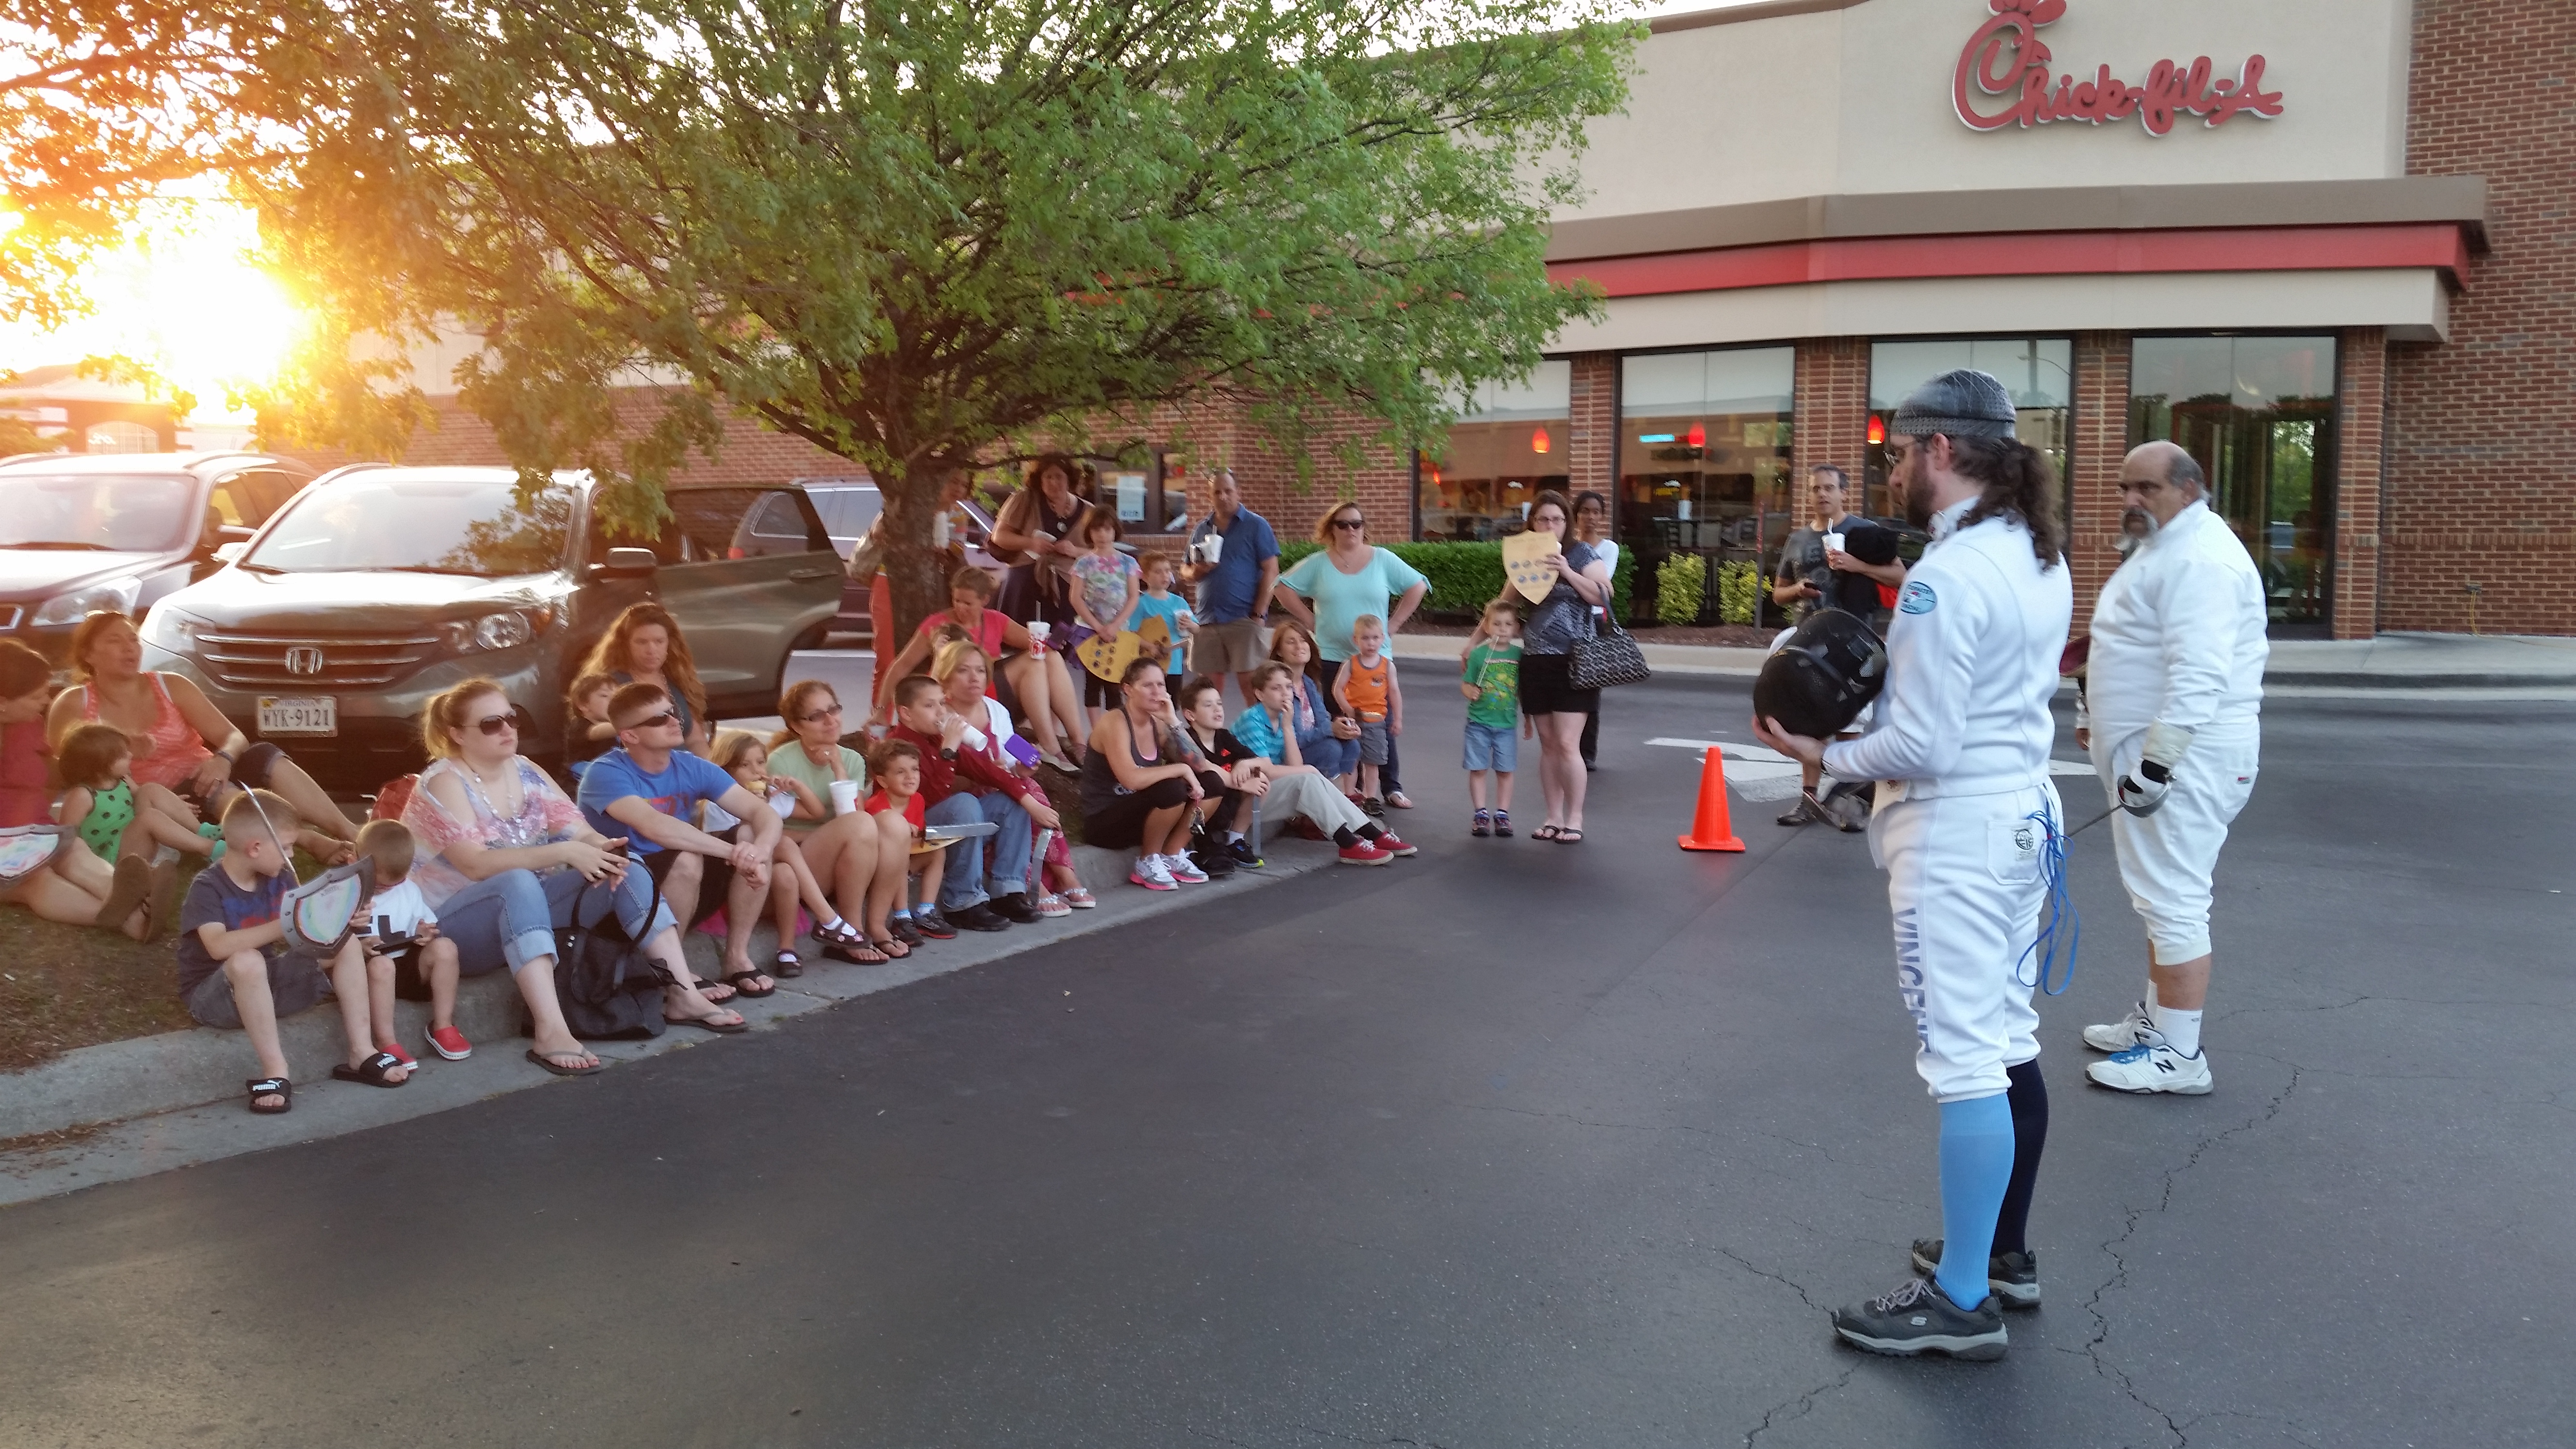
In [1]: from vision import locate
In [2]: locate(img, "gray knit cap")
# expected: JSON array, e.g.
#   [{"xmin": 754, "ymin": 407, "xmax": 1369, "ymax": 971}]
[{"xmin": 1890, "ymin": 368, "xmax": 2017, "ymax": 440}]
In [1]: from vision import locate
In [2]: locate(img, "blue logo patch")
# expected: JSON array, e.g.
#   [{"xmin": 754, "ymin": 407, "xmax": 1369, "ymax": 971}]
[{"xmin": 1898, "ymin": 580, "xmax": 1938, "ymax": 615}]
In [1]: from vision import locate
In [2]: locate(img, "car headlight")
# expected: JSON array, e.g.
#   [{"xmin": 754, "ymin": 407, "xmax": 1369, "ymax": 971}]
[
  {"xmin": 32, "ymin": 577, "xmax": 143, "ymax": 628},
  {"xmin": 444, "ymin": 609, "xmax": 533, "ymax": 654},
  {"xmin": 137, "ymin": 605, "xmax": 205, "ymax": 653}
]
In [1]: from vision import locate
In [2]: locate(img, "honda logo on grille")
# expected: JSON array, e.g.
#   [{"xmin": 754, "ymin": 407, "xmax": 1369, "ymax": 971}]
[{"xmin": 284, "ymin": 646, "xmax": 326, "ymax": 676}]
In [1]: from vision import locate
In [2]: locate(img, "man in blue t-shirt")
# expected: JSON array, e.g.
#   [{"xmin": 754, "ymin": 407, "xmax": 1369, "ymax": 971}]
[
  {"xmin": 577, "ymin": 682, "xmax": 784, "ymax": 995},
  {"xmin": 1184, "ymin": 468, "xmax": 1280, "ymax": 704}
]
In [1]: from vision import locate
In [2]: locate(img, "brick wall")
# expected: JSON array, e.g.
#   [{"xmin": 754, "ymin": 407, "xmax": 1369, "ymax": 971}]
[
  {"xmin": 2334, "ymin": 329, "xmax": 2389, "ymax": 639},
  {"xmin": 2066, "ymin": 331, "xmax": 2132, "ymax": 628},
  {"xmin": 2389, "ymin": 0, "xmax": 2576, "ymax": 635},
  {"xmin": 1568, "ymin": 354, "xmax": 1616, "ymax": 500},
  {"xmin": 1789, "ymin": 336, "xmax": 1867, "ymax": 517}
]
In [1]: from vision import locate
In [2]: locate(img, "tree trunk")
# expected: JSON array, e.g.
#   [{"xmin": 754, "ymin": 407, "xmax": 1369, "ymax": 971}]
[{"xmin": 878, "ymin": 460, "xmax": 953, "ymax": 656}]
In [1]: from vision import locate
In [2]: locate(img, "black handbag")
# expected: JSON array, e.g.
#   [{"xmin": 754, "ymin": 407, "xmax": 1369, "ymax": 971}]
[
  {"xmin": 528, "ymin": 872, "xmax": 672, "ymax": 1041},
  {"xmin": 1569, "ymin": 611, "xmax": 1652, "ymax": 690}
]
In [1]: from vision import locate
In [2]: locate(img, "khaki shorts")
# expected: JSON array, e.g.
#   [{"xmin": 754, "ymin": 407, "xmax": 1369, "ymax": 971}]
[{"xmin": 1190, "ymin": 618, "xmax": 1268, "ymax": 674}]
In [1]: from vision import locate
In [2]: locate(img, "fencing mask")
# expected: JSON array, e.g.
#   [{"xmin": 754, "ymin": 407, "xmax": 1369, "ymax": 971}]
[{"xmin": 1754, "ymin": 608, "xmax": 1888, "ymax": 739}]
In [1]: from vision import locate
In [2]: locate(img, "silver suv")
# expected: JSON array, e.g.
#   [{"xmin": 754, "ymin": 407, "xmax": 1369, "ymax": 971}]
[{"xmin": 139, "ymin": 465, "xmax": 843, "ymax": 786}]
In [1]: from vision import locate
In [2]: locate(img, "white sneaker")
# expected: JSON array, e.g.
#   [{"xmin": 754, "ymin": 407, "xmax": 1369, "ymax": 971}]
[
  {"xmin": 2085, "ymin": 1034, "xmax": 2213, "ymax": 1095},
  {"xmin": 2083, "ymin": 1000, "xmax": 2154, "ymax": 1053},
  {"xmin": 1128, "ymin": 855, "xmax": 1177, "ymax": 891},
  {"xmin": 1163, "ymin": 853, "xmax": 1208, "ymax": 885}
]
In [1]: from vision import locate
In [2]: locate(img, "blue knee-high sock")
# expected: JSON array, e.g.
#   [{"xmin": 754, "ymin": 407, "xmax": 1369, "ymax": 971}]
[{"xmin": 1935, "ymin": 1093, "xmax": 2016, "ymax": 1311}]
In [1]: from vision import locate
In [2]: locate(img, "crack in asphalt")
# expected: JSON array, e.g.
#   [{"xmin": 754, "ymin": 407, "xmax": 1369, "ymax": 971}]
[
  {"xmin": 2077, "ymin": 1064, "xmax": 2307, "ymax": 1447},
  {"xmin": 1741, "ymin": 1363, "xmax": 1858, "ymax": 1449}
]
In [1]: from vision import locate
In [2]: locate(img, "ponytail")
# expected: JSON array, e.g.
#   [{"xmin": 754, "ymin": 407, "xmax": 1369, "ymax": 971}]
[{"xmin": 1949, "ymin": 435, "xmax": 2065, "ymax": 568}]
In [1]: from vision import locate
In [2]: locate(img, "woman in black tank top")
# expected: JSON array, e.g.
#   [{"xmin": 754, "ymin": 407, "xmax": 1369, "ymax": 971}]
[{"xmin": 1079, "ymin": 661, "xmax": 1205, "ymax": 888}]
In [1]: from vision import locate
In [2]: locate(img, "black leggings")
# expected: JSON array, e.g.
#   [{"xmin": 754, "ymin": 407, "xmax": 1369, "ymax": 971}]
[{"xmin": 1082, "ymin": 776, "xmax": 1192, "ymax": 850}]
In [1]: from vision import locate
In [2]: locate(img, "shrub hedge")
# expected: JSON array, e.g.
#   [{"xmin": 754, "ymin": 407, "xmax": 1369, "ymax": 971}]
[{"xmin": 1278, "ymin": 540, "xmax": 1639, "ymax": 623}]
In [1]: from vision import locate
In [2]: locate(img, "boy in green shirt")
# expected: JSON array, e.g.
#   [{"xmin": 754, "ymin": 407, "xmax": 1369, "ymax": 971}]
[{"xmin": 1461, "ymin": 599, "xmax": 1529, "ymax": 837}]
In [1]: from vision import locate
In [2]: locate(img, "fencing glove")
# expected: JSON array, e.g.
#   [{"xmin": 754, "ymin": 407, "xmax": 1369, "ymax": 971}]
[{"xmin": 2116, "ymin": 721, "xmax": 2195, "ymax": 817}]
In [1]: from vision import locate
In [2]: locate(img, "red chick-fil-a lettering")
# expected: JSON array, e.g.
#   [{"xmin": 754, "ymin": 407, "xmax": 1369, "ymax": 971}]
[{"xmin": 1952, "ymin": 0, "xmax": 2285, "ymax": 137}]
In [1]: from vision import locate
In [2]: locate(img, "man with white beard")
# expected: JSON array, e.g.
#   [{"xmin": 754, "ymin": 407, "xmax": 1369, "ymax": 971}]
[{"xmin": 2077, "ymin": 440, "xmax": 2269, "ymax": 1095}]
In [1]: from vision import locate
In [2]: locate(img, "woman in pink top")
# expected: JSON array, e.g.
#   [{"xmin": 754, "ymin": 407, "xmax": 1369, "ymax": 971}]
[
  {"xmin": 44, "ymin": 611, "xmax": 361, "ymax": 862},
  {"xmin": 0, "ymin": 638, "xmax": 151, "ymax": 934}
]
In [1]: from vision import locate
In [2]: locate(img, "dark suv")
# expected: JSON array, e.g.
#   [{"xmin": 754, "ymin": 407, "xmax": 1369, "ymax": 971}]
[
  {"xmin": 0, "ymin": 451, "xmax": 314, "ymax": 661},
  {"xmin": 138, "ymin": 466, "xmax": 843, "ymax": 786}
]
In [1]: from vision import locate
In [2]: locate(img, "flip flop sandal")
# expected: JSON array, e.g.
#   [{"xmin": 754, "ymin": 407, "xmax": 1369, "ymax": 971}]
[
  {"xmin": 694, "ymin": 979, "xmax": 738, "ymax": 1004},
  {"xmin": 1385, "ymin": 792, "xmax": 1414, "ymax": 810},
  {"xmin": 524, "ymin": 1047, "xmax": 605, "ymax": 1077},
  {"xmin": 93, "ymin": 854, "xmax": 154, "ymax": 929},
  {"xmin": 663, "ymin": 1013, "xmax": 749, "ymax": 1034},
  {"xmin": 771, "ymin": 950, "xmax": 805, "ymax": 979},
  {"xmin": 245, "ymin": 1076, "xmax": 292, "ymax": 1114},
  {"xmin": 1554, "ymin": 827, "xmax": 1586, "ymax": 844},
  {"xmin": 869, "ymin": 935, "xmax": 912, "ymax": 960},
  {"xmin": 331, "ymin": 1051, "xmax": 410, "ymax": 1088},
  {"xmin": 1062, "ymin": 888, "xmax": 1098, "ymax": 909},
  {"xmin": 823, "ymin": 939, "xmax": 891, "ymax": 965},
  {"xmin": 1531, "ymin": 824, "xmax": 1563, "ymax": 841},
  {"xmin": 724, "ymin": 970, "xmax": 777, "ymax": 999}
]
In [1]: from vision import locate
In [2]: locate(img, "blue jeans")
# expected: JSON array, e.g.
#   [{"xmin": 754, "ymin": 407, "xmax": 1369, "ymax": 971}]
[
  {"xmin": 925, "ymin": 791, "xmax": 1033, "ymax": 909},
  {"xmin": 1304, "ymin": 734, "xmax": 1360, "ymax": 779},
  {"xmin": 436, "ymin": 864, "xmax": 678, "ymax": 976}
]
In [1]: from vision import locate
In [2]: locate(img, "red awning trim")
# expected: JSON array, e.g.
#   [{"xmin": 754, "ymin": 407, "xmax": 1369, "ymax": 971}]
[{"xmin": 1549, "ymin": 224, "xmax": 2474, "ymax": 299}]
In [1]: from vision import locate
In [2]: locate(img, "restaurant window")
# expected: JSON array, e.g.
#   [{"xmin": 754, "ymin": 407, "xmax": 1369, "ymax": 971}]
[
  {"xmin": 2129, "ymin": 335, "xmax": 2337, "ymax": 630},
  {"xmin": 1865, "ymin": 338, "xmax": 2072, "ymax": 520},
  {"xmin": 1417, "ymin": 360, "xmax": 1571, "ymax": 541},
  {"xmin": 1618, "ymin": 347, "xmax": 1795, "ymax": 562}
]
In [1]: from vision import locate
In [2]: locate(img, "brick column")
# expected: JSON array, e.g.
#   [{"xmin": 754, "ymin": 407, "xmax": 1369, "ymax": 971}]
[
  {"xmin": 2334, "ymin": 328, "xmax": 2387, "ymax": 640},
  {"xmin": 2067, "ymin": 331, "xmax": 2131, "ymax": 629},
  {"xmin": 1791, "ymin": 337, "xmax": 1867, "ymax": 516},
  {"xmin": 1566, "ymin": 353, "xmax": 1617, "ymax": 499}
]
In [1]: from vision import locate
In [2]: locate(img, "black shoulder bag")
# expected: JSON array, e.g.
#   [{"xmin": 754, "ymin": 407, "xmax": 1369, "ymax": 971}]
[{"xmin": 531, "ymin": 870, "xmax": 673, "ymax": 1041}]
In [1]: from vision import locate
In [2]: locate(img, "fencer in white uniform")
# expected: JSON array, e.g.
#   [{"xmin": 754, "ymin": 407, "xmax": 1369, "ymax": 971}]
[
  {"xmin": 1755, "ymin": 369, "xmax": 2072, "ymax": 1361},
  {"xmin": 2077, "ymin": 440, "xmax": 2268, "ymax": 1095}
]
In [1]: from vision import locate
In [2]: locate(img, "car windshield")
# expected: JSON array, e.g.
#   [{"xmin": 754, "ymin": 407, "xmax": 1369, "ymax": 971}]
[
  {"xmin": 0, "ymin": 473, "xmax": 195, "ymax": 552},
  {"xmin": 245, "ymin": 477, "xmax": 572, "ymax": 576}
]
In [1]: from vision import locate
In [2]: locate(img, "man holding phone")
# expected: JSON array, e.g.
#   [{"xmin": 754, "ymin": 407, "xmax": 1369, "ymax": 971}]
[{"xmin": 1184, "ymin": 469, "xmax": 1281, "ymax": 705}]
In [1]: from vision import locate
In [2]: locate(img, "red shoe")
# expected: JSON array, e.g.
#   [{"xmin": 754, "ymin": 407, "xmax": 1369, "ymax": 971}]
[
  {"xmin": 375, "ymin": 1039, "xmax": 420, "ymax": 1072},
  {"xmin": 424, "ymin": 1025, "xmax": 474, "ymax": 1061},
  {"xmin": 1369, "ymin": 832, "xmax": 1417, "ymax": 857},
  {"xmin": 1336, "ymin": 840, "xmax": 1391, "ymax": 866}
]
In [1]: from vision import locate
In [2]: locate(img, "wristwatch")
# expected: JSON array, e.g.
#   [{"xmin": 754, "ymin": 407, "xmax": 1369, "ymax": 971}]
[{"xmin": 939, "ymin": 746, "xmax": 959, "ymax": 761}]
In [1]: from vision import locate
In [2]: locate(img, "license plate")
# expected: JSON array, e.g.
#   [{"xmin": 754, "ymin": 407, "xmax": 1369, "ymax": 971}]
[{"xmin": 257, "ymin": 696, "xmax": 338, "ymax": 736}]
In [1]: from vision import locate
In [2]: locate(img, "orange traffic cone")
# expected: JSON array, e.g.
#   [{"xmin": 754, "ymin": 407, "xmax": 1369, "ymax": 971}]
[{"xmin": 1677, "ymin": 747, "xmax": 1746, "ymax": 853}]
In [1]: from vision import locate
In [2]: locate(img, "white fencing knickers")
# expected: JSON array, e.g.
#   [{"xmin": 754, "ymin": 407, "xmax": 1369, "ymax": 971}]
[
  {"xmin": 1868, "ymin": 780, "xmax": 2061, "ymax": 1101},
  {"xmin": 2091, "ymin": 723, "xmax": 2260, "ymax": 966}
]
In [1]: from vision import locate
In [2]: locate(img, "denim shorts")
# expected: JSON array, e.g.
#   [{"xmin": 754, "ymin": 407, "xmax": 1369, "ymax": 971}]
[{"xmin": 1462, "ymin": 722, "xmax": 1517, "ymax": 773}]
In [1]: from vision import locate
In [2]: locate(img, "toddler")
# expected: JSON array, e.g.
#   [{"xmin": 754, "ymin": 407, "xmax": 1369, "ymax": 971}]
[
  {"xmin": 704, "ymin": 729, "xmax": 876, "ymax": 972},
  {"xmin": 353, "ymin": 818, "xmax": 464, "ymax": 1063},
  {"xmin": 56, "ymin": 722, "xmax": 221, "ymax": 862},
  {"xmin": 864, "ymin": 740, "xmax": 938, "ymax": 951},
  {"xmin": 1127, "ymin": 552, "xmax": 1198, "ymax": 692},
  {"xmin": 177, "ymin": 790, "xmax": 407, "ymax": 1114},
  {"xmin": 563, "ymin": 672, "xmax": 617, "ymax": 780},
  {"xmin": 1333, "ymin": 615, "xmax": 1401, "ymax": 810},
  {"xmin": 1460, "ymin": 600, "xmax": 1529, "ymax": 837}
]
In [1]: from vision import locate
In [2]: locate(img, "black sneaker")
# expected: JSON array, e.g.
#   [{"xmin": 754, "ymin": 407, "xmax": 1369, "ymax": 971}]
[
  {"xmin": 1226, "ymin": 837, "xmax": 1265, "ymax": 869},
  {"xmin": 987, "ymin": 892, "xmax": 1041, "ymax": 924},
  {"xmin": 887, "ymin": 916, "xmax": 925, "ymax": 948},
  {"xmin": 1830, "ymin": 1276, "xmax": 2008, "ymax": 1360},
  {"xmin": 1908, "ymin": 1240, "xmax": 2041, "ymax": 1309},
  {"xmin": 1190, "ymin": 845, "xmax": 1237, "ymax": 878},
  {"xmin": 910, "ymin": 909, "xmax": 957, "ymax": 941},
  {"xmin": 952, "ymin": 902, "xmax": 1011, "ymax": 932}
]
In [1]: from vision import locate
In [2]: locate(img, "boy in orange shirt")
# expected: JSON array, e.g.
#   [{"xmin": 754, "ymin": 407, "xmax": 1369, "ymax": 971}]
[{"xmin": 1332, "ymin": 614, "xmax": 1401, "ymax": 813}]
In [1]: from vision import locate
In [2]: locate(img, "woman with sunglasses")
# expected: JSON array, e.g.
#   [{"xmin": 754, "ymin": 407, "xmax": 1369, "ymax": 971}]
[
  {"xmin": 1272, "ymin": 503, "xmax": 1429, "ymax": 810},
  {"xmin": 399, "ymin": 679, "xmax": 745, "ymax": 1075},
  {"xmin": 762, "ymin": 679, "xmax": 910, "ymax": 961}
]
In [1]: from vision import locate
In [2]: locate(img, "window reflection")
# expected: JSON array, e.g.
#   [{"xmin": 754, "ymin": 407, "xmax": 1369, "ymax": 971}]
[
  {"xmin": 1619, "ymin": 348, "xmax": 1796, "ymax": 571},
  {"xmin": 1866, "ymin": 338, "xmax": 2072, "ymax": 521},
  {"xmin": 1417, "ymin": 361, "xmax": 1571, "ymax": 541},
  {"xmin": 2130, "ymin": 335, "xmax": 2338, "ymax": 629}
]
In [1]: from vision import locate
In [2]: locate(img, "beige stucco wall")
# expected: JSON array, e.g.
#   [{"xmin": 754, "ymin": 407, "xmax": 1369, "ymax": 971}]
[{"xmin": 1565, "ymin": 0, "xmax": 2414, "ymax": 224}]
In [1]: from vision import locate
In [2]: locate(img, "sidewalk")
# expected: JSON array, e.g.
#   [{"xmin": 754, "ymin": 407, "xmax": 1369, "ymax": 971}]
[{"xmin": 1394, "ymin": 629, "xmax": 2576, "ymax": 692}]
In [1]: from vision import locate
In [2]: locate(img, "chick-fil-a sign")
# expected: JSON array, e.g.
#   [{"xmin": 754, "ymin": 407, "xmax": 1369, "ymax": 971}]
[{"xmin": 1954, "ymin": 0, "xmax": 2285, "ymax": 136}]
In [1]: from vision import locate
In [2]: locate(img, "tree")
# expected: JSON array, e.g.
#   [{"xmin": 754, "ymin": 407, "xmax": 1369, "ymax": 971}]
[{"xmin": 247, "ymin": 0, "xmax": 1637, "ymax": 641}]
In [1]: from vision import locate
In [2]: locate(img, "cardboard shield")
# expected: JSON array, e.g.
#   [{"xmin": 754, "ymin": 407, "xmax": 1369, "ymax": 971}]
[
  {"xmin": 0, "ymin": 824, "xmax": 66, "ymax": 887},
  {"xmin": 1502, "ymin": 530, "xmax": 1558, "ymax": 605},
  {"xmin": 279, "ymin": 858, "xmax": 378, "ymax": 956},
  {"xmin": 1075, "ymin": 615, "xmax": 1172, "ymax": 682}
]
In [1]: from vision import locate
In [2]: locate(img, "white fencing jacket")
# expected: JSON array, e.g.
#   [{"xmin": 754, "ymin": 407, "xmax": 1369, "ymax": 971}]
[
  {"xmin": 1822, "ymin": 497, "xmax": 2073, "ymax": 797},
  {"xmin": 2081, "ymin": 500, "xmax": 2268, "ymax": 740}
]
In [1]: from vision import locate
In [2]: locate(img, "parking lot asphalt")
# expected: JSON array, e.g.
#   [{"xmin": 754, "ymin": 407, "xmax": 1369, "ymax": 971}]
[{"xmin": 2, "ymin": 669, "xmax": 2568, "ymax": 1449}]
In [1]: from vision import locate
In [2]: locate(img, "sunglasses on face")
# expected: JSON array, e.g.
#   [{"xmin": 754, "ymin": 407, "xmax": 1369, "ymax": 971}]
[
  {"xmin": 798, "ymin": 703, "xmax": 843, "ymax": 724},
  {"xmin": 1331, "ymin": 517, "xmax": 1365, "ymax": 531},
  {"xmin": 621, "ymin": 711, "xmax": 680, "ymax": 732},
  {"xmin": 472, "ymin": 713, "xmax": 517, "ymax": 736}
]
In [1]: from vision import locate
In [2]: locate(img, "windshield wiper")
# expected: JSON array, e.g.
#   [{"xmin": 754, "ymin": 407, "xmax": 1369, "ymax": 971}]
[{"xmin": 2, "ymin": 541, "xmax": 114, "ymax": 551}]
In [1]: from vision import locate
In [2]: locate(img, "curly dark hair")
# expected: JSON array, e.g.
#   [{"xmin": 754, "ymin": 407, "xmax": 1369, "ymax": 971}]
[{"xmin": 1949, "ymin": 435, "xmax": 2066, "ymax": 568}]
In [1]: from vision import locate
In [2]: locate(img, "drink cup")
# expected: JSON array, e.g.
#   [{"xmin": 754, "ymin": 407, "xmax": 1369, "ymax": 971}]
[
  {"xmin": 769, "ymin": 786, "xmax": 795, "ymax": 816},
  {"xmin": 1026, "ymin": 620, "xmax": 1052, "ymax": 648},
  {"xmin": 828, "ymin": 779, "xmax": 860, "ymax": 816},
  {"xmin": 1198, "ymin": 533, "xmax": 1222, "ymax": 565},
  {"xmin": 1823, "ymin": 531, "xmax": 1846, "ymax": 555},
  {"xmin": 957, "ymin": 723, "xmax": 989, "ymax": 752}
]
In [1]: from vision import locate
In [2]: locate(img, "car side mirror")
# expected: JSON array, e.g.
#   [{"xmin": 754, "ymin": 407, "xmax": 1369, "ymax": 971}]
[
  {"xmin": 593, "ymin": 546, "xmax": 658, "ymax": 579},
  {"xmin": 213, "ymin": 542, "xmax": 247, "ymax": 564}
]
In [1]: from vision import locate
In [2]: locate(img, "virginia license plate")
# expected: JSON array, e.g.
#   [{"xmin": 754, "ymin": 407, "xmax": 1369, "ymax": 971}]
[{"xmin": 257, "ymin": 696, "xmax": 338, "ymax": 736}]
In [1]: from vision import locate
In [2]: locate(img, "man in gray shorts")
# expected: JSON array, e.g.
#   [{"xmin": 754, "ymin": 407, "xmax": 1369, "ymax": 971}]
[{"xmin": 1184, "ymin": 469, "xmax": 1281, "ymax": 704}]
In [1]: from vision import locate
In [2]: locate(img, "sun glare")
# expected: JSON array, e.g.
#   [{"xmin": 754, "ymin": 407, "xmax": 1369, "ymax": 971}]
[{"xmin": 0, "ymin": 195, "xmax": 306, "ymax": 424}]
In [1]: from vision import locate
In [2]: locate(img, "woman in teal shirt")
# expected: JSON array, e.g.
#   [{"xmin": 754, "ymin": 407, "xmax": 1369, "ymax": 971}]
[{"xmin": 1275, "ymin": 501, "xmax": 1429, "ymax": 809}]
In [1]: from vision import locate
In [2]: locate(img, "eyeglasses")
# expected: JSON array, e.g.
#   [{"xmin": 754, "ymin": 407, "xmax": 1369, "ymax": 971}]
[
  {"xmin": 1884, "ymin": 442, "xmax": 1915, "ymax": 467},
  {"xmin": 621, "ymin": 711, "xmax": 680, "ymax": 731},
  {"xmin": 1331, "ymin": 517, "xmax": 1365, "ymax": 531},
  {"xmin": 472, "ymin": 713, "xmax": 517, "ymax": 736},
  {"xmin": 798, "ymin": 703, "xmax": 843, "ymax": 723}
]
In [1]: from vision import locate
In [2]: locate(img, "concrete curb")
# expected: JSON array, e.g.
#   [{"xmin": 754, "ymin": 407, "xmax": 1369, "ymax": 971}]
[{"xmin": 0, "ymin": 832, "xmax": 1337, "ymax": 1178}]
